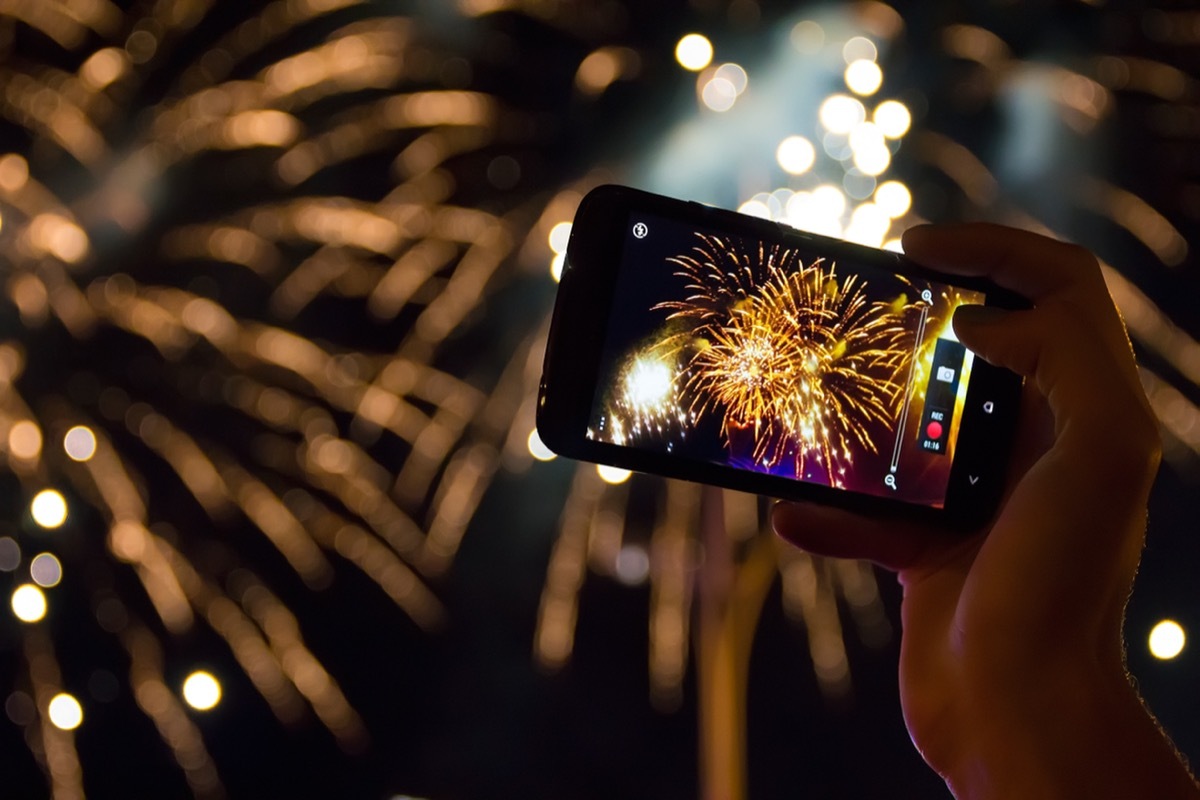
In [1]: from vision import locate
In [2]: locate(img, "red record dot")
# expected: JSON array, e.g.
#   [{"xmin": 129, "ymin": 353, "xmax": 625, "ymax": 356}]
[{"xmin": 926, "ymin": 420, "xmax": 943, "ymax": 440}]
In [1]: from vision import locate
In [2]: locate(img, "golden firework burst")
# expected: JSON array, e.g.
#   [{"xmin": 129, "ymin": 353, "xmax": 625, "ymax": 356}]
[{"xmin": 656, "ymin": 235, "xmax": 915, "ymax": 483}]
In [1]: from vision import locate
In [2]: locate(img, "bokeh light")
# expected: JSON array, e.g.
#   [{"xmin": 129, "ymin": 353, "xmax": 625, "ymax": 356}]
[
  {"xmin": 776, "ymin": 136, "xmax": 816, "ymax": 175},
  {"xmin": 1149, "ymin": 620, "xmax": 1186, "ymax": 660},
  {"xmin": 819, "ymin": 94, "xmax": 866, "ymax": 134},
  {"xmin": 182, "ymin": 671, "xmax": 223, "ymax": 711},
  {"xmin": 48, "ymin": 694, "xmax": 83, "ymax": 731},
  {"xmin": 873, "ymin": 100, "xmax": 912, "ymax": 139},
  {"xmin": 844, "ymin": 202, "xmax": 891, "ymax": 247},
  {"xmin": 845, "ymin": 59, "xmax": 883, "ymax": 96},
  {"xmin": 527, "ymin": 430, "xmax": 557, "ymax": 462},
  {"xmin": 30, "ymin": 553, "xmax": 63, "ymax": 588},
  {"xmin": 874, "ymin": 181, "xmax": 913, "ymax": 218},
  {"xmin": 548, "ymin": 222, "xmax": 572, "ymax": 255},
  {"xmin": 842, "ymin": 36, "xmax": 878, "ymax": 63},
  {"xmin": 613, "ymin": 545, "xmax": 651, "ymax": 585},
  {"xmin": 63, "ymin": 426, "xmax": 97, "ymax": 461},
  {"xmin": 738, "ymin": 198, "xmax": 772, "ymax": 220},
  {"xmin": 675, "ymin": 34, "xmax": 713, "ymax": 71},
  {"xmin": 714, "ymin": 63, "xmax": 748, "ymax": 95},
  {"xmin": 30, "ymin": 490, "xmax": 68, "ymax": 529},
  {"xmin": 596, "ymin": 465, "xmax": 632, "ymax": 484},
  {"xmin": 790, "ymin": 20, "xmax": 825, "ymax": 54},
  {"xmin": 0, "ymin": 537, "xmax": 20, "ymax": 572},
  {"xmin": 8, "ymin": 420, "xmax": 42, "ymax": 460},
  {"xmin": 701, "ymin": 77, "xmax": 738, "ymax": 112},
  {"xmin": 11, "ymin": 584, "xmax": 47, "ymax": 623}
]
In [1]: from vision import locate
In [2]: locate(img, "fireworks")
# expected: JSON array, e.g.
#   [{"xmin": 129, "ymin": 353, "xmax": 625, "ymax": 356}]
[
  {"xmin": 0, "ymin": 2, "xmax": 545, "ymax": 794},
  {"xmin": 605, "ymin": 235, "xmax": 916, "ymax": 485}
]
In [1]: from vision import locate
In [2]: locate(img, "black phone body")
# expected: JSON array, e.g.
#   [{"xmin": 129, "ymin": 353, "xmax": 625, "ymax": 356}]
[{"xmin": 538, "ymin": 185, "xmax": 1024, "ymax": 528}]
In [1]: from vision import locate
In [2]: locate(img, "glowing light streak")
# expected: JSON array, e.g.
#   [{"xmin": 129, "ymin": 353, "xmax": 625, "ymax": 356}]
[
  {"xmin": 124, "ymin": 628, "xmax": 223, "ymax": 796},
  {"xmin": 0, "ymin": 1, "xmax": 527, "ymax": 791}
]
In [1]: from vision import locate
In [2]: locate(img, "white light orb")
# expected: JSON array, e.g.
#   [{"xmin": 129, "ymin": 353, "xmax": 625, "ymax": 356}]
[
  {"xmin": 675, "ymin": 34, "xmax": 713, "ymax": 71},
  {"xmin": 776, "ymin": 136, "xmax": 816, "ymax": 175},
  {"xmin": 819, "ymin": 94, "xmax": 866, "ymax": 135},
  {"xmin": 1149, "ymin": 619, "xmax": 1186, "ymax": 660},
  {"xmin": 30, "ymin": 553, "xmax": 62, "ymax": 588},
  {"xmin": 182, "ymin": 671, "xmax": 222, "ymax": 711},
  {"xmin": 844, "ymin": 59, "xmax": 883, "ymax": 96},
  {"xmin": 11, "ymin": 584, "xmax": 47, "ymax": 623},
  {"xmin": 31, "ymin": 490, "xmax": 68, "ymax": 529},
  {"xmin": 596, "ymin": 465, "xmax": 632, "ymax": 484},
  {"xmin": 700, "ymin": 77, "xmax": 737, "ymax": 112},
  {"xmin": 526, "ymin": 429, "xmax": 556, "ymax": 462},
  {"xmin": 737, "ymin": 199, "xmax": 772, "ymax": 220},
  {"xmin": 852, "ymin": 144, "xmax": 891, "ymax": 177},
  {"xmin": 842, "ymin": 36, "xmax": 878, "ymax": 64},
  {"xmin": 63, "ymin": 426, "xmax": 97, "ymax": 461},
  {"xmin": 713, "ymin": 62, "xmax": 748, "ymax": 95},
  {"xmin": 48, "ymin": 693, "xmax": 83, "ymax": 730},
  {"xmin": 810, "ymin": 184, "xmax": 848, "ymax": 219},
  {"xmin": 874, "ymin": 180, "xmax": 913, "ymax": 218},
  {"xmin": 874, "ymin": 100, "xmax": 912, "ymax": 139},
  {"xmin": 547, "ymin": 221, "xmax": 571, "ymax": 255}
]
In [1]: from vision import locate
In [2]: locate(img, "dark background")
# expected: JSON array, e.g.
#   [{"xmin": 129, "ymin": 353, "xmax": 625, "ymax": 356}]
[{"xmin": 0, "ymin": 1, "xmax": 1197, "ymax": 798}]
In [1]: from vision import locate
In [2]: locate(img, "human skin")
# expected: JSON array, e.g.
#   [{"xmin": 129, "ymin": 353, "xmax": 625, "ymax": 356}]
[{"xmin": 773, "ymin": 224, "xmax": 1200, "ymax": 800}]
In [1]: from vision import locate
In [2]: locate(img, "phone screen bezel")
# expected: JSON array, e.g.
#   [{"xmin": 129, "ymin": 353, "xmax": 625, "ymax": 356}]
[{"xmin": 537, "ymin": 184, "xmax": 1024, "ymax": 528}]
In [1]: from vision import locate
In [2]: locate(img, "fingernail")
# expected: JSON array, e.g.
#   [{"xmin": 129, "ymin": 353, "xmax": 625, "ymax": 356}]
[{"xmin": 953, "ymin": 304, "xmax": 1008, "ymax": 326}]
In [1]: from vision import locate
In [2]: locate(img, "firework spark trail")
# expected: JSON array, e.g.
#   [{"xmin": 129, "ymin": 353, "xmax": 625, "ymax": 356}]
[
  {"xmin": 0, "ymin": 1, "xmax": 544, "ymax": 793},
  {"xmin": 650, "ymin": 235, "xmax": 914, "ymax": 483}
]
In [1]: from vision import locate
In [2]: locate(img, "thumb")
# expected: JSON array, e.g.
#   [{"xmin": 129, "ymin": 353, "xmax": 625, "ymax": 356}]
[
  {"xmin": 951, "ymin": 303, "xmax": 1096, "ymax": 427},
  {"xmin": 951, "ymin": 304, "xmax": 1045, "ymax": 382},
  {"xmin": 951, "ymin": 303, "xmax": 1153, "ymax": 460}
]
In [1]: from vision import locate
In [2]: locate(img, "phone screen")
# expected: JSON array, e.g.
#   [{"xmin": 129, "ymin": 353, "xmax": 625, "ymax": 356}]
[{"xmin": 585, "ymin": 211, "xmax": 986, "ymax": 508}]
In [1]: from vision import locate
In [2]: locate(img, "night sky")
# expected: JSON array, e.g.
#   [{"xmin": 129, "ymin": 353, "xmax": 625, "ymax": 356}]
[{"xmin": 0, "ymin": 1, "xmax": 1197, "ymax": 798}]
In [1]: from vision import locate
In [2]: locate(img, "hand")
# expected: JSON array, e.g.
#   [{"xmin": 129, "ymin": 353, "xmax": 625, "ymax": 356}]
[{"xmin": 773, "ymin": 224, "xmax": 1198, "ymax": 799}]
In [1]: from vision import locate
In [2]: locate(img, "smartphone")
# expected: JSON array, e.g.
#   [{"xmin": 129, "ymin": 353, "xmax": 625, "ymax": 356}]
[{"xmin": 537, "ymin": 185, "xmax": 1024, "ymax": 528}]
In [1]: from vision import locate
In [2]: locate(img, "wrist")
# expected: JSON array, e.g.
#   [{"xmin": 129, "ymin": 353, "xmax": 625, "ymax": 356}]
[{"xmin": 942, "ymin": 662, "xmax": 1199, "ymax": 800}]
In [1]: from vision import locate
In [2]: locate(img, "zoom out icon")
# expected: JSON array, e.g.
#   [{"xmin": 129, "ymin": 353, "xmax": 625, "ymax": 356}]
[{"xmin": 632, "ymin": 221, "xmax": 649, "ymax": 239}]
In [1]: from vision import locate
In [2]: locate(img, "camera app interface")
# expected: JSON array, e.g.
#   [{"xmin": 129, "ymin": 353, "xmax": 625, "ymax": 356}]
[{"xmin": 587, "ymin": 212, "xmax": 985, "ymax": 507}]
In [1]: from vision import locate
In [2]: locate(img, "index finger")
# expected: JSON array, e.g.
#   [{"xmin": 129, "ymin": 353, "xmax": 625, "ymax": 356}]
[
  {"xmin": 902, "ymin": 222, "xmax": 1138, "ymax": 386},
  {"xmin": 901, "ymin": 223, "xmax": 1108, "ymax": 305}
]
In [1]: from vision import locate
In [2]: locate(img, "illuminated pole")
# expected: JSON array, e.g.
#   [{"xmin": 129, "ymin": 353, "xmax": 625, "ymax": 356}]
[{"xmin": 695, "ymin": 487, "xmax": 778, "ymax": 800}]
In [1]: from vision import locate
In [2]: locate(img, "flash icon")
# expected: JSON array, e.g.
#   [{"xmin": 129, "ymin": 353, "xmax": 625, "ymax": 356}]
[{"xmin": 632, "ymin": 222, "xmax": 649, "ymax": 239}]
